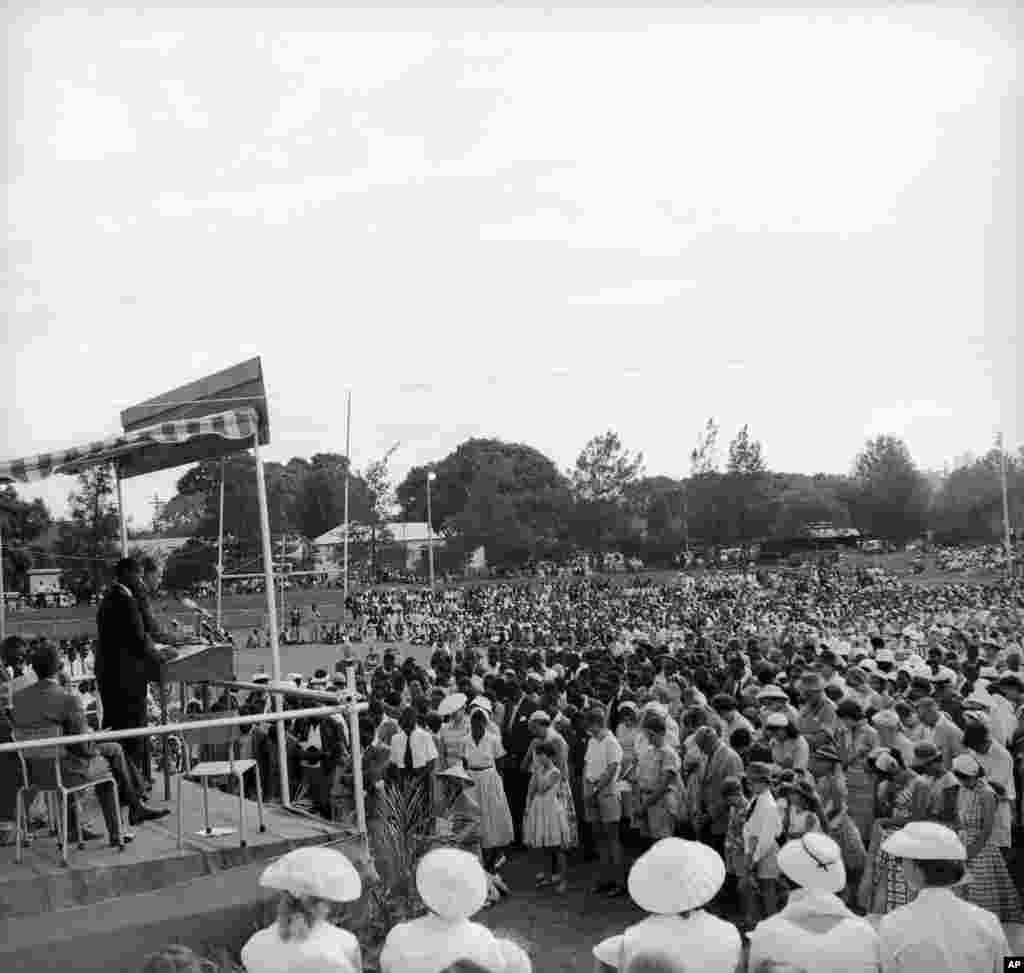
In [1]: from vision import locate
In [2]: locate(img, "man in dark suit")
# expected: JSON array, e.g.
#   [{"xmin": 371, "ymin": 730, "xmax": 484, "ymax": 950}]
[
  {"xmin": 13, "ymin": 642, "xmax": 168, "ymax": 845},
  {"xmin": 500, "ymin": 675, "xmax": 537, "ymax": 845},
  {"xmin": 96, "ymin": 557, "xmax": 169, "ymax": 779}
]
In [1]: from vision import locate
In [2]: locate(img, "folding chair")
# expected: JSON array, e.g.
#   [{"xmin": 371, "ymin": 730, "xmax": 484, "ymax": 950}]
[
  {"xmin": 177, "ymin": 711, "xmax": 266, "ymax": 850},
  {"xmin": 13, "ymin": 725, "xmax": 124, "ymax": 865}
]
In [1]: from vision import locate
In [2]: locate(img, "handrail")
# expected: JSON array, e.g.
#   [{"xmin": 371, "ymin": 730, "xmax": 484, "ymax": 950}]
[
  {"xmin": 0, "ymin": 703, "xmax": 367, "ymax": 755},
  {"xmin": 207, "ymin": 678, "xmax": 361, "ymax": 705}
]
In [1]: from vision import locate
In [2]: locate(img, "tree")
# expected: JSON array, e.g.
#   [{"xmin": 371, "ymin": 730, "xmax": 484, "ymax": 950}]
[
  {"xmin": 395, "ymin": 438, "xmax": 572, "ymax": 568},
  {"xmin": 571, "ymin": 431, "xmax": 644, "ymax": 504},
  {"xmin": 162, "ymin": 539, "xmax": 217, "ymax": 592},
  {"xmin": 690, "ymin": 418, "xmax": 720, "ymax": 477},
  {"xmin": 59, "ymin": 465, "xmax": 120, "ymax": 596},
  {"xmin": 0, "ymin": 486, "xmax": 53, "ymax": 592},
  {"xmin": 727, "ymin": 425, "xmax": 766, "ymax": 475},
  {"xmin": 930, "ymin": 446, "xmax": 1023, "ymax": 544},
  {"xmin": 850, "ymin": 436, "xmax": 931, "ymax": 543},
  {"xmin": 362, "ymin": 443, "xmax": 400, "ymax": 579}
]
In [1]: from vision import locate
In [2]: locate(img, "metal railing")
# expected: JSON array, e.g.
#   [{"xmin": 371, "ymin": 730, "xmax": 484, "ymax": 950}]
[{"xmin": 0, "ymin": 699, "xmax": 369, "ymax": 837}]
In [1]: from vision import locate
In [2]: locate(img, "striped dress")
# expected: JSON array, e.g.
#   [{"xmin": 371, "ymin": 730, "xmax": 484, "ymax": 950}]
[{"xmin": 956, "ymin": 783, "xmax": 1024, "ymax": 922}]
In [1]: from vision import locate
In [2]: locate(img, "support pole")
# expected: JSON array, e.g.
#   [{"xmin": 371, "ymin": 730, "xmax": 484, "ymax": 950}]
[
  {"xmin": 115, "ymin": 466, "xmax": 129, "ymax": 555},
  {"xmin": 427, "ymin": 472, "xmax": 436, "ymax": 588},
  {"xmin": 253, "ymin": 436, "xmax": 290, "ymax": 807},
  {"xmin": 0, "ymin": 527, "xmax": 6, "ymax": 642},
  {"xmin": 343, "ymin": 389, "xmax": 351, "ymax": 600},
  {"xmin": 1000, "ymin": 432, "xmax": 1014, "ymax": 580},
  {"xmin": 348, "ymin": 664, "xmax": 366, "ymax": 838},
  {"xmin": 216, "ymin": 458, "xmax": 226, "ymax": 629}
]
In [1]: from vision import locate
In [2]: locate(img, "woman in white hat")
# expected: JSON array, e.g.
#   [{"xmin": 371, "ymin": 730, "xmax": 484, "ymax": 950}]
[
  {"xmin": 439, "ymin": 693, "xmax": 472, "ymax": 771},
  {"xmin": 748, "ymin": 833, "xmax": 880, "ymax": 973},
  {"xmin": 379, "ymin": 848, "xmax": 505, "ymax": 973},
  {"xmin": 950, "ymin": 752, "xmax": 1024, "ymax": 922},
  {"xmin": 878, "ymin": 822, "xmax": 1009, "ymax": 973},
  {"xmin": 591, "ymin": 838, "xmax": 741, "ymax": 973},
  {"xmin": 241, "ymin": 846, "xmax": 364, "ymax": 973}
]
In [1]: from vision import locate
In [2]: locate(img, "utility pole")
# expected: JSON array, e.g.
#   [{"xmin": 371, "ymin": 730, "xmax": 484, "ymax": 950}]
[
  {"xmin": 426, "ymin": 471, "xmax": 437, "ymax": 588},
  {"xmin": 999, "ymin": 433, "xmax": 1014, "ymax": 579},
  {"xmin": 343, "ymin": 389, "xmax": 351, "ymax": 601}
]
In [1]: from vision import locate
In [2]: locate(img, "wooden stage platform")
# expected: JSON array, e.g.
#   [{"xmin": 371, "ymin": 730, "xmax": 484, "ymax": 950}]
[{"xmin": 0, "ymin": 780, "xmax": 358, "ymax": 920}]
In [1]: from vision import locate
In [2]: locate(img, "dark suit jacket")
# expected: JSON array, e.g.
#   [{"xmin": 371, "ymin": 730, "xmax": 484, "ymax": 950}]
[
  {"xmin": 502, "ymin": 694, "xmax": 538, "ymax": 763},
  {"xmin": 13, "ymin": 679, "xmax": 105, "ymax": 786},
  {"xmin": 96, "ymin": 583, "xmax": 163, "ymax": 701}
]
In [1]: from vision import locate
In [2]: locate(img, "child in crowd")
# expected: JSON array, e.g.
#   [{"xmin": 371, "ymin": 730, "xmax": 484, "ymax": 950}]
[{"xmin": 523, "ymin": 740, "xmax": 571, "ymax": 893}]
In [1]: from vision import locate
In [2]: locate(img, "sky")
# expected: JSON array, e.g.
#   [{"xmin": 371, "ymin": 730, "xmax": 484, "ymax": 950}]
[{"xmin": 2, "ymin": 4, "xmax": 1020, "ymax": 531}]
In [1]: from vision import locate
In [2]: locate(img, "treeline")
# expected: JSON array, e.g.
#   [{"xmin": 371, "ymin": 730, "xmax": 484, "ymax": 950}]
[{"xmin": 1, "ymin": 422, "xmax": 1021, "ymax": 592}]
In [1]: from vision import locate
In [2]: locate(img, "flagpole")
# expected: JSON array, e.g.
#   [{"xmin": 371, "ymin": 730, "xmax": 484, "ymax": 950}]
[
  {"xmin": 343, "ymin": 389, "xmax": 351, "ymax": 601},
  {"xmin": 999, "ymin": 432, "xmax": 1014, "ymax": 579},
  {"xmin": 216, "ymin": 457, "xmax": 226, "ymax": 629},
  {"xmin": 0, "ymin": 527, "xmax": 6, "ymax": 642}
]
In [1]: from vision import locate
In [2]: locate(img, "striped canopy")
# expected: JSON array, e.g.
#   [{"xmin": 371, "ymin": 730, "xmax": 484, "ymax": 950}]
[{"xmin": 0, "ymin": 408, "xmax": 258, "ymax": 484}]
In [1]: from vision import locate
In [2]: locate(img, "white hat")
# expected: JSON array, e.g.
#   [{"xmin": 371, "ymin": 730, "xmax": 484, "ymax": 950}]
[
  {"xmin": 627, "ymin": 838, "xmax": 725, "ymax": 915},
  {"xmin": 756, "ymin": 685, "xmax": 788, "ymax": 702},
  {"xmin": 416, "ymin": 848, "xmax": 488, "ymax": 919},
  {"xmin": 764, "ymin": 712, "xmax": 789, "ymax": 729},
  {"xmin": 875, "ymin": 649, "xmax": 895, "ymax": 664},
  {"xmin": 882, "ymin": 821, "xmax": 966, "ymax": 861},
  {"xmin": 469, "ymin": 696, "xmax": 492, "ymax": 714},
  {"xmin": 952, "ymin": 753, "xmax": 983, "ymax": 778},
  {"xmin": 872, "ymin": 709, "xmax": 900, "ymax": 730},
  {"xmin": 259, "ymin": 846, "xmax": 362, "ymax": 902},
  {"xmin": 437, "ymin": 692, "xmax": 468, "ymax": 718},
  {"xmin": 872, "ymin": 751, "xmax": 900, "ymax": 774},
  {"xmin": 777, "ymin": 834, "xmax": 846, "ymax": 894}
]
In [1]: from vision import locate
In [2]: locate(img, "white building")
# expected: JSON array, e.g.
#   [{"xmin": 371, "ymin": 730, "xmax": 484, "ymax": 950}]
[
  {"xmin": 27, "ymin": 568, "xmax": 63, "ymax": 596},
  {"xmin": 313, "ymin": 521, "xmax": 444, "ymax": 573}
]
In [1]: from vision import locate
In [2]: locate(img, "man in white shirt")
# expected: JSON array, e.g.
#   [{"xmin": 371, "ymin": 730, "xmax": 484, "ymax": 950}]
[
  {"xmin": 583, "ymin": 704, "xmax": 625, "ymax": 897},
  {"xmin": 389, "ymin": 707, "xmax": 438, "ymax": 781},
  {"xmin": 879, "ymin": 821, "xmax": 1008, "ymax": 973}
]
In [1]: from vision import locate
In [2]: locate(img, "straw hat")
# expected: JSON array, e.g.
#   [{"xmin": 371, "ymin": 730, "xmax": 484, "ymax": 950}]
[
  {"xmin": 469, "ymin": 696, "xmax": 492, "ymax": 714},
  {"xmin": 259, "ymin": 846, "xmax": 362, "ymax": 902},
  {"xmin": 882, "ymin": 822, "xmax": 966, "ymax": 861},
  {"xmin": 871, "ymin": 710, "xmax": 900, "ymax": 730},
  {"xmin": 756, "ymin": 685, "xmax": 788, "ymax": 702},
  {"xmin": 764, "ymin": 712, "xmax": 789, "ymax": 729},
  {"xmin": 778, "ymin": 834, "xmax": 846, "ymax": 894},
  {"xmin": 439, "ymin": 764, "xmax": 474, "ymax": 784},
  {"xmin": 437, "ymin": 693, "xmax": 468, "ymax": 718},
  {"xmin": 416, "ymin": 848, "xmax": 488, "ymax": 919},
  {"xmin": 952, "ymin": 753, "xmax": 983, "ymax": 779},
  {"xmin": 627, "ymin": 838, "xmax": 725, "ymax": 915}
]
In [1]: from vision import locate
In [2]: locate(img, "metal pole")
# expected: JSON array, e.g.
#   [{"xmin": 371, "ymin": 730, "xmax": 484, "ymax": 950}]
[
  {"xmin": 426, "ymin": 472, "xmax": 435, "ymax": 588},
  {"xmin": 0, "ymin": 526, "xmax": 6, "ymax": 642},
  {"xmin": 348, "ymin": 663, "xmax": 366, "ymax": 837},
  {"xmin": 216, "ymin": 457, "xmax": 226, "ymax": 629},
  {"xmin": 253, "ymin": 436, "xmax": 290, "ymax": 806},
  {"xmin": 999, "ymin": 433, "xmax": 1014, "ymax": 579},
  {"xmin": 343, "ymin": 389, "xmax": 351, "ymax": 600},
  {"xmin": 115, "ymin": 465, "xmax": 129, "ymax": 555}
]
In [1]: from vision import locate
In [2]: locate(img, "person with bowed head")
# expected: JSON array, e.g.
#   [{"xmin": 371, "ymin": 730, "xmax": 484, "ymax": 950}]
[
  {"xmin": 379, "ymin": 848, "xmax": 506, "ymax": 973},
  {"xmin": 241, "ymin": 846, "xmax": 363, "ymax": 973},
  {"xmin": 747, "ymin": 833, "xmax": 880, "ymax": 973},
  {"xmin": 878, "ymin": 821, "xmax": 1009, "ymax": 973},
  {"xmin": 591, "ymin": 838, "xmax": 741, "ymax": 973}
]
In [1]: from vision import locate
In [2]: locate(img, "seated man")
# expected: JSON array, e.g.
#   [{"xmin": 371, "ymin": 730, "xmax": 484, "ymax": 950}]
[{"xmin": 13, "ymin": 642, "xmax": 169, "ymax": 846}]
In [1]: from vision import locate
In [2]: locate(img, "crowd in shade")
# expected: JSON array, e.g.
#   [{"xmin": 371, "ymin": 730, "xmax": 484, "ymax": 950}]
[{"xmin": 3, "ymin": 557, "xmax": 1024, "ymax": 972}]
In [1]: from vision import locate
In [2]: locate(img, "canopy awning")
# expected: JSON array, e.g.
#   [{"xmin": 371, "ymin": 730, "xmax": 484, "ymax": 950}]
[{"xmin": 0, "ymin": 408, "xmax": 258, "ymax": 484}]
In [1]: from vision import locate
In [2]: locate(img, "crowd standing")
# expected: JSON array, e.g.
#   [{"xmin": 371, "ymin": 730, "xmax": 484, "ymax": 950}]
[{"xmin": 4, "ymin": 558, "xmax": 1024, "ymax": 972}]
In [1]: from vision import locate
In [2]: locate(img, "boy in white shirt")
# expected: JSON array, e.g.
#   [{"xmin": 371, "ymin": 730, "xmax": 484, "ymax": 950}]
[{"xmin": 584, "ymin": 704, "xmax": 626, "ymax": 897}]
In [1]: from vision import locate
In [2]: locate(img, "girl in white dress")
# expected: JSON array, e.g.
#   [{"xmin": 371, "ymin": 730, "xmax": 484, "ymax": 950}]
[{"xmin": 523, "ymin": 740, "xmax": 571, "ymax": 893}]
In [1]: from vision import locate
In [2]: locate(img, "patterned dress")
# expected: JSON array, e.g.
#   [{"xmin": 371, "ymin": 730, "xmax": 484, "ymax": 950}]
[
  {"xmin": 858, "ymin": 774, "xmax": 929, "ymax": 914},
  {"xmin": 527, "ymin": 729, "xmax": 578, "ymax": 848},
  {"xmin": 956, "ymin": 783, "xmax": 1024, "ymax": 922},
  {"xmin": 841, "ymin": 722, "xmax": 880, "ymax": 844}
]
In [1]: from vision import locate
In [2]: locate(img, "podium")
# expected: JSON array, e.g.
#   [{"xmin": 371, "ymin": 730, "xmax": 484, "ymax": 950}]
[{"xmin": 154, "ymin": 641, "xmax": 235, "ymax": 800}]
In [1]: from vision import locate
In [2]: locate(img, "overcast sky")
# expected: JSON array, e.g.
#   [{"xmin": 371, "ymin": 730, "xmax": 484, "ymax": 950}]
[{"xmin": 3, "ymin": 4, "xmax": 1019, "ymax": 530}]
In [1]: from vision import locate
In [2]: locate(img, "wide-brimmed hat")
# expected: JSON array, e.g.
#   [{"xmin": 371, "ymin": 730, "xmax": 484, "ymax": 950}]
[
  {"xmin": 416, "ymin": 848, "xmax": 488, "ymax": 919},
  {"xmin": 627, "ymin": 838, "xmax": 725, "ymax": 915},
  {"xmin": 439, "ymin": 764, "xmax": 474, "ymax": 784},
  {"xmin": 756, "ymin": 685, "xmax": 789, "ymax": 702},
  {"xmin": 872, "ymin": 709, "xmax": 900, "ymax": 730},
  {"xmin": 437, "ymin": 693, "xmax": 468, "ymax": 718},
  {"xmin": 764, "ymin": 712, "xmax": 789, "ymax": 730},
  {"xmin": 259, "ymin": 846, "xmax": 362, "ymax": 902},
  {"xmin": 746, "ymin": 761, "xmax": 775, "ymax": 784},
  {"xmin": 911, "ymin": 742, "xmax": 943, "ymax": 769},
  {"xmin": 778, "ymin": 834, "xmax": 846, "ymax": 894},
  {"xmin": 882, "ymin": 822, "xmax": 966, "ymax": 861},
  {"xmin": 469, "ymin": 696, "xmax": 492, "ymax": 714},
  {"xmin": 952, "ymin": 753, "xmax": 983, "ymax": 778}
]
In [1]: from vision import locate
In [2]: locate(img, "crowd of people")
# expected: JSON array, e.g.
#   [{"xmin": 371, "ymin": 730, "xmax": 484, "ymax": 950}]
[{"xmin": 3, "ymin": 555, "xmax": 1024, "ymax": 972}]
